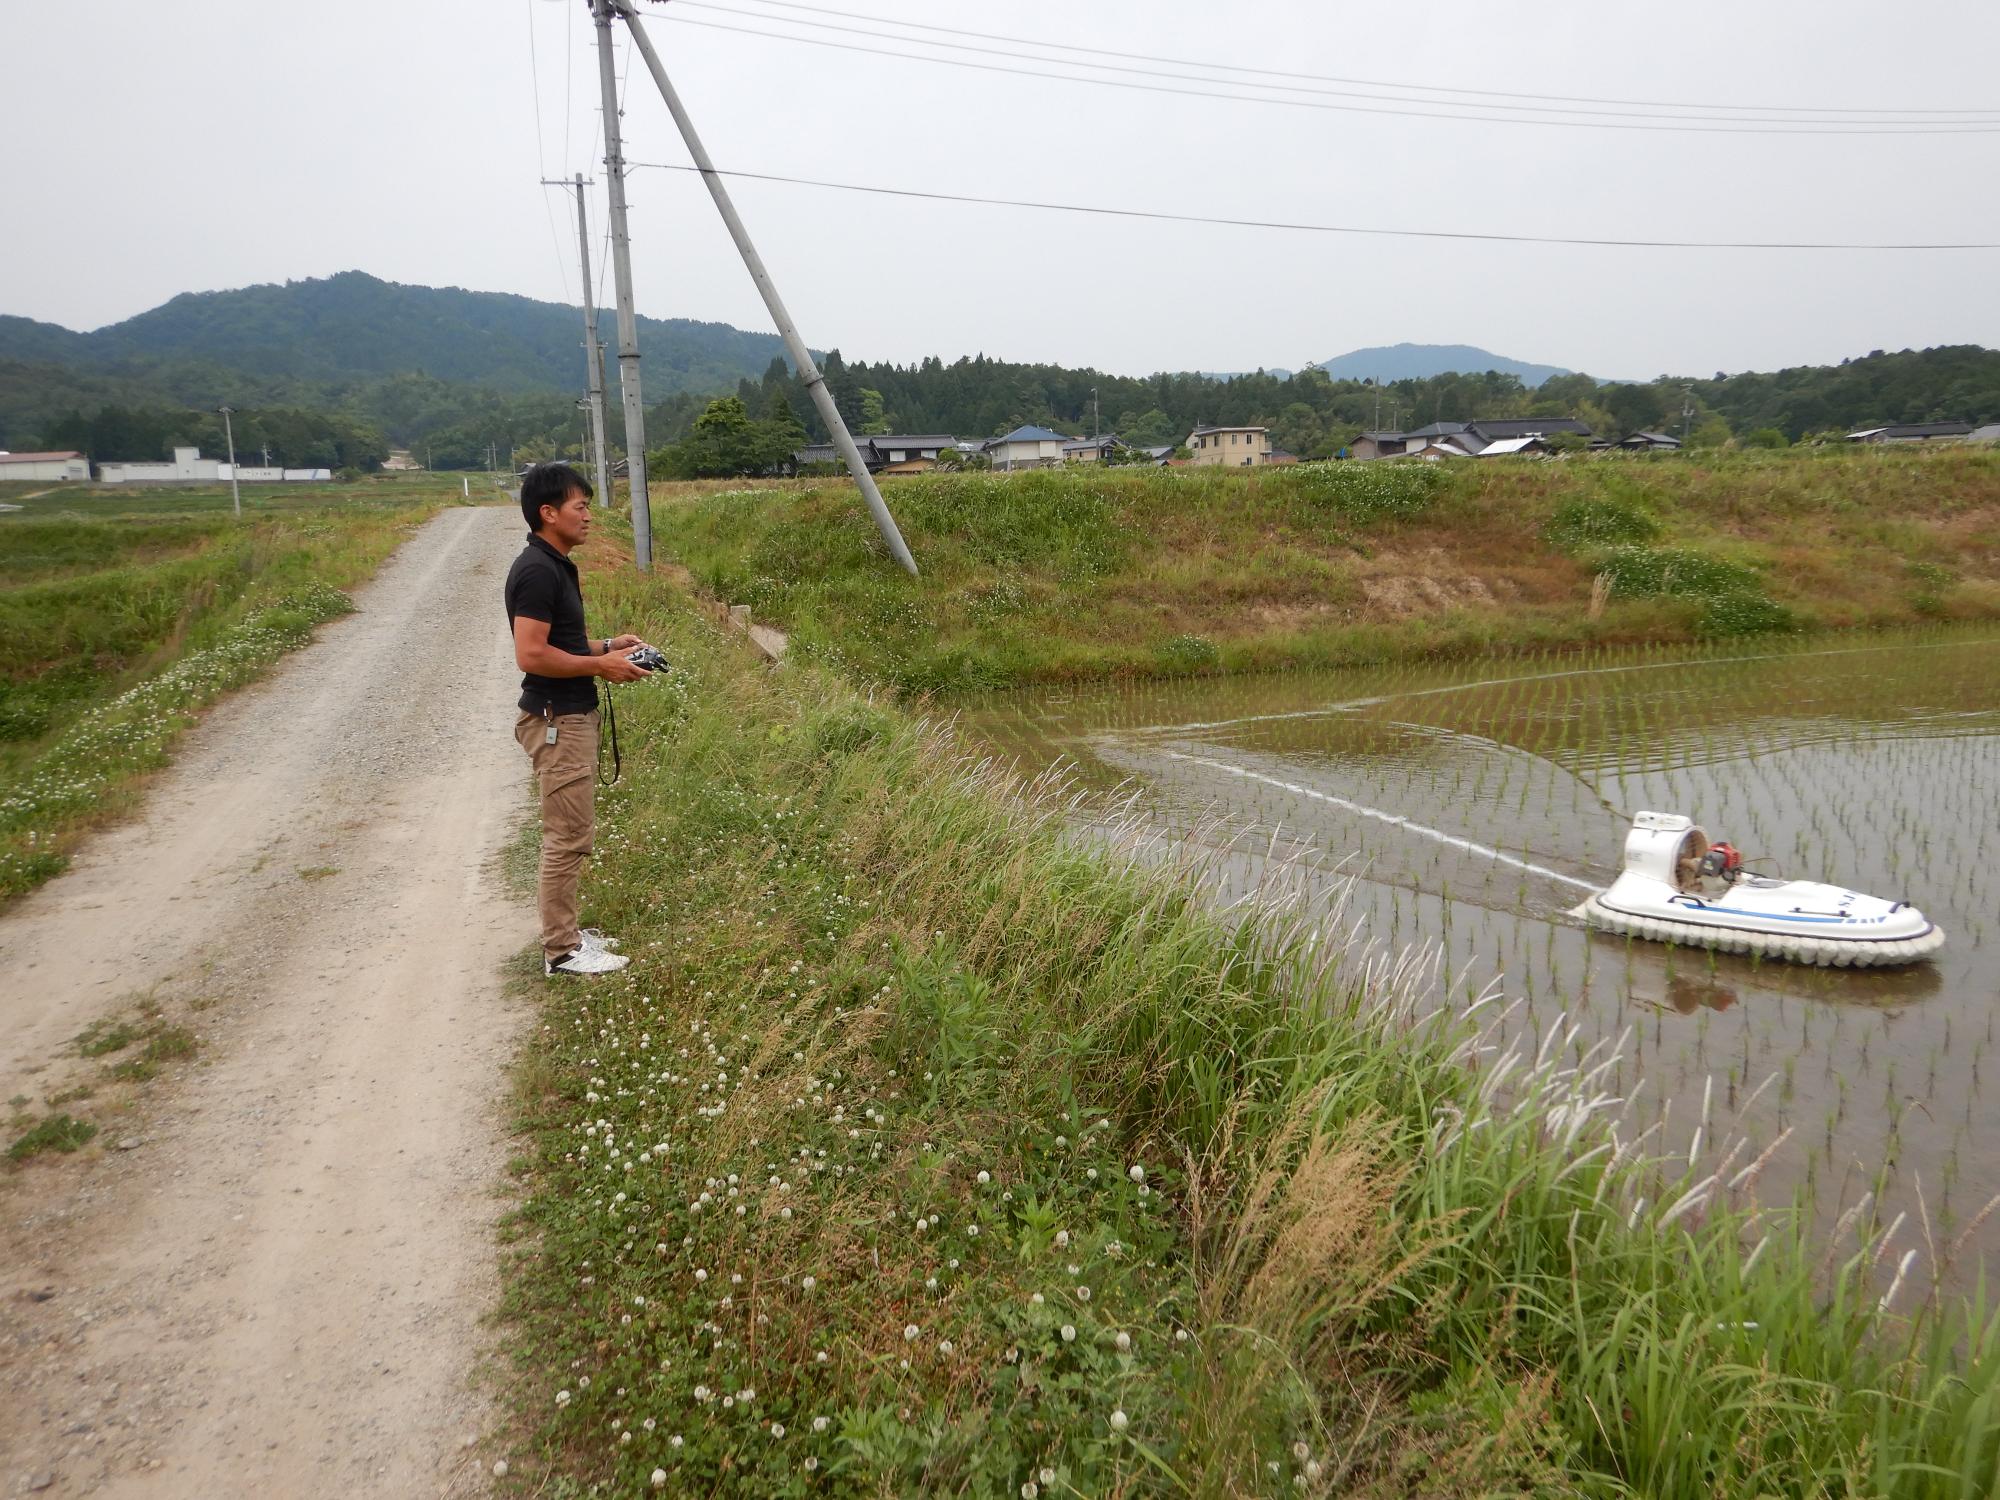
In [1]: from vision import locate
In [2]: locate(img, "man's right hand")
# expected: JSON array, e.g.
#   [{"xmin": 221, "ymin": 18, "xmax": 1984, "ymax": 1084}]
[{"xmin": 598, "ymin": 651, "xmax": 649, "ymax": 684}]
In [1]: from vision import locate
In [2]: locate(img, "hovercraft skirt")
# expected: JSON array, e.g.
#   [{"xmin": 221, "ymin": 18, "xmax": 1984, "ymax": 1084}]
[{"xmin": 1579, "ymin": 895, "xmax": 1945, "ymax": 968}]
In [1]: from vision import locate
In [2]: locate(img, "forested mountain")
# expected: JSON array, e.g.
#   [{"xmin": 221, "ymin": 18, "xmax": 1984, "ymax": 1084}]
[
  {"xmin": 1314, "ymin": 343, "xmax": 1573, "ymax": 387},
  {"xmin": 0, "ymin": 271, "xmax": 794, "ymax": 395}
]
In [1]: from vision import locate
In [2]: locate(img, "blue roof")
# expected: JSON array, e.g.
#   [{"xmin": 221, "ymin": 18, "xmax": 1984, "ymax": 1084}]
[{"xmin": 991, "ymin": 424, "xmax": 1067, "ymax": 444}]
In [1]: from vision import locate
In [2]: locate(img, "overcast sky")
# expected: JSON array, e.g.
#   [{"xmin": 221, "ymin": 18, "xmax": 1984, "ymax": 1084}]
[{"xmin": 5, "ymin": 0, "xmax": 1997, "ymax": 380}]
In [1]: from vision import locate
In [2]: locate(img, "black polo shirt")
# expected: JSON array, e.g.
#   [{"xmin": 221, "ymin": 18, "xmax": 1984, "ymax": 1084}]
[{"xmin": 504, "ymin": 532, "xmax": 599, "ymax": 716}]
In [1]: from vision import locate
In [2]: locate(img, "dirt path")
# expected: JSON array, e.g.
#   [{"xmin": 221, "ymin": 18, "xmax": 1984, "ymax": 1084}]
[{"xmin": 0, "ymin": 505, "xmax": 533, "ymax": 1497}]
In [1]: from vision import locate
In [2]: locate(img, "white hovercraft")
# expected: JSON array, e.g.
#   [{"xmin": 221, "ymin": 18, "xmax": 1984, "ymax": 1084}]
[{"xmin": 1579, "ymin": 811, "xmax": 1945, "ymax": 968}]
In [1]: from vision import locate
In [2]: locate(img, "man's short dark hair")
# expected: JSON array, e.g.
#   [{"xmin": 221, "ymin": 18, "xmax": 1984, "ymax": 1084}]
[{"xmin": 521, "ymin": 462, "xmax": 593, "ymax": 531}]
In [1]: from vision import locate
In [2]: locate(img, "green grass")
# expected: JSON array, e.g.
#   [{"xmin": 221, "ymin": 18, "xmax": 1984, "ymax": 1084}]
[
  {"xmin": 6, "ymin": 1112, "xmax": 98, "ymax": 1161},
  {"xmin": 108, "ymin": 1025, "xmax": 199, "ymax": 1083},
  {"xmin": 658, "ymin": 446, "xmax": 2000, "ymax": 694},
  {"xmin": 0, "ymin": 478, "xmax": 473, "ymax": 901},
  {"xmin": 491, "ymin": 553, "xmax": 2000, "ymax": 1497}
]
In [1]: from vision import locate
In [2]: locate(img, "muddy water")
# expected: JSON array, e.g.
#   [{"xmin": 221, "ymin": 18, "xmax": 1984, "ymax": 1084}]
[{"xmin": 963, "ymin": 630, "xmax": 2000, "ymax": 1283}]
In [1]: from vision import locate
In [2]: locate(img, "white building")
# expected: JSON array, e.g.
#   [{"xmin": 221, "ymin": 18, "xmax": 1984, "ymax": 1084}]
[
  {"xmin": 984, "ymin": 424, "xmax": 1069, "ymax": 471},
  {"xmin": 0, "ymin": 450, "xmax": 91, "ymax": 482},
  {"xmin": 98, "ymin": 445, "xmax": 228, "ymax": 484}
]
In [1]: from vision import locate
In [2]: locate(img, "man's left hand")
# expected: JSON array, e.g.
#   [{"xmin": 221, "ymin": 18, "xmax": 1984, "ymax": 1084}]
[{"xmin": 606, "ymin": 633, "xmax": 649, "ymax": 653}]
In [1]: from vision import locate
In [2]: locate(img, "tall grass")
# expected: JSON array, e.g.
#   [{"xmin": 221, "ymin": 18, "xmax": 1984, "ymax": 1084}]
[{"xmin": 496, "ymin": 560, "xmax": 1999, "ymax": 1496}]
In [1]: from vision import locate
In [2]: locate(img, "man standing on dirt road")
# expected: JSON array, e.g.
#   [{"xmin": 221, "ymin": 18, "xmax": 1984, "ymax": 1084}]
[{"xmin": 505, "ymin": 461, "xmax": 647, "ymax": 977}]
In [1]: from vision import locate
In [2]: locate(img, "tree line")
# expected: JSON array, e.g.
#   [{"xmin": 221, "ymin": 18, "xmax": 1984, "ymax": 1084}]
[
  {"xmin": 714, "ymin": 345, "xmax": 2000, "ymax": 460},
  {"xmin": 9, "ymin": 343, "xmax": 1995, "ymax": 478}
]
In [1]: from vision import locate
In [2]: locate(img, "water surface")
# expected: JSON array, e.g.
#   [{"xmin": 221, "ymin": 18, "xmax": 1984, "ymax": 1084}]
[{"xmin": 964, "ymin": 631, "xmax": 2000, "ymax": 1282}]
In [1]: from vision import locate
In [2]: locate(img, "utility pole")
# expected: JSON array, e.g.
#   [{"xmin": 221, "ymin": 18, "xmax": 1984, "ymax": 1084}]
[
  {"xmin": 545, "ymin": 171, "xmax": 614, "ymax": 509},
  {"xmin": 217, "ymin": 404, "xmax": 241, "ymax": 519},
  {"xmin": 614, "ymin": 0, "xmax": 917, "ymax": 575},
  {"xmin": 1681, "ymin": 385, "xmax": 1696, "ymax": 444},
  {"xmin": 592, "ymin": 0, "xmax": 653, "ymax": 570},
  {"xmin": 1091, "ymin": 386, "xmax": 1099, "ymax": 440}
]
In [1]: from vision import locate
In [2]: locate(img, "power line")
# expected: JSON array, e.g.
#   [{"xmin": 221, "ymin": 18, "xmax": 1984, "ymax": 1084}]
[
  {"xmin": 671, "ymin": 0, "xmax": 2000, "ymax": 128},
  {"xmin": 626, "ymin": 159, "xmax": 2000, "ymax": 251},
  {"xmin": 653, "ymin": 9, "xmax": 2000, "ymax": 135},
  {"xmin": 691, "ymin": 0, "xmax": 1993, "ymax": 119},
  {"xmin": 526, "ymin": 0, "xmax": 575, "ymax": 304}
]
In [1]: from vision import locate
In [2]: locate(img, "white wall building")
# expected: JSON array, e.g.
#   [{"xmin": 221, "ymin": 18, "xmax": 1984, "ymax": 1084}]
[
  {"xmin": 95, "ymin": 448, "xmax": 333, "ymax": 485},
  {"xmin": 984, "ymin": 424, "xmax": 1070, "ymax": 471},
  {"xmin": 0, "ymin": 450, "xmax": 91, "ymax": 482},
  {"xmin": 98, "ymin": 445, "xmax": 227, "ymax": 484}
]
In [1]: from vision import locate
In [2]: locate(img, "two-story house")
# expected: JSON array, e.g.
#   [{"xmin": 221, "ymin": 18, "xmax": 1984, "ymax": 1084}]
[{"xmin": 1186, "ymin": 425, "xmax": 1272, "ymax": 467}]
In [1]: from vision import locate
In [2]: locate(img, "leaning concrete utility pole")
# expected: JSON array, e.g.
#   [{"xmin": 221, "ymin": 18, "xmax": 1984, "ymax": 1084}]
[
  {"xmin": 545, "ymin": 171, "xmax": 615, "ymax": 509},
  {"xmin": 614, "ymin": 0, "xmax": 918, "ymax": 576},
  {"xmin": 591, "ymin": 0, "xmax": 653, "ymax": 570},
  {"xmin": 217, "ymin": 404, "xmax": 241, "ymax": 519}
]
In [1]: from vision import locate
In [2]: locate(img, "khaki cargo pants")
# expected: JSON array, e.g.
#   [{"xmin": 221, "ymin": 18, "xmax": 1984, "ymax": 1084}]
[{"xmin": 514, "ymin": 709, "xmax": 600, "ymax": 962}]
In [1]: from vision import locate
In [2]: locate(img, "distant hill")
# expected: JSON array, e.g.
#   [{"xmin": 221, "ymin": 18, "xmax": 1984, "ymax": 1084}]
[
  {"xmin": 1313, "ymin": 343, "xmax": 1574, "ymax": 387},
  {"xmin": 0, "ymin": 271, "xmax": 796, "ymax": 397}
]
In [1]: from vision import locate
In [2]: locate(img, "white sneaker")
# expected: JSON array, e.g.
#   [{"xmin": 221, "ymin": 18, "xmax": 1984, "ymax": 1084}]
[
  {"xmin": 579, "ymin": 928, "xmax": 622, "ymax": 953},
  {"xmin": 546, "ymin": 946, "xmax": 631, "ymax": 977}
]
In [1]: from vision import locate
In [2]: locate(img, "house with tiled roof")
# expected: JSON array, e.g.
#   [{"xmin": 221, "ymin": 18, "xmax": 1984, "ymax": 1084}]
[{"xmin": 984, "ymin": 425, "xmax": 1070, "ymax": 470}]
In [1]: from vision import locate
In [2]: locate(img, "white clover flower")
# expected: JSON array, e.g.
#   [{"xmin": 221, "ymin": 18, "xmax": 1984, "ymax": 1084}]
[
  {"xmin": 1031, "ymin": 1292, "xmax": 1045, "ymax": 1306},
  {"xmin": 1114, "ymin": 1331, "xmax": 1131, "ymax": 1352},
  {"xmin": 1021, "ymin": 1484, "xmax": 1039, "ymax": 1500},
  {"xmin": 801, "ymin": 1275, "xmax": 817, "ymax": 1292},
  {"xmin": 1086, "ymin": 1168, "xmax": 1098, "ymax": 1181},
  {"xmin": 1292, "ymin": 1441, "xmax": 1310, "ymax": 1461},
  {"xmin": 651, "ymin": 1468, "xmax": 667, "ymax": 1488},
  {"xmin": 1306, "ymin": 1460, "xmax": 1323, "ymax": 1481},
  {"xmin": 805, "ymin": 1457, "xmax": 819, "ymax": 1472},
  {"xmin": 493, "ymin": 1460, "xmax": 509, "ymax": 1478},
  {"xmin": 1039, "ymin": 1467, "xmax": 1055, "ymax": 1485},
  {"xmin": 904, "ymin": 1324, "xmax": 920, "ymax": 1341},
  {"xmin": 771, "ymin": 1422, "xmax": 786, "ymax": 1438},
  {"xmin": 1127, "ymin": 1164, "xmax": 1145, "ymax": 1183},
  {"xmin": 813, "ymin": 1416, "xmax": 830, "ymax": 1433},
  {"xmin": 1054, "ymin": 1229, "xmax": 1069, "ymax": 1248},
  {"xmin": 556, "ymin": 1389, "xmax": 571, "ymax": 1406},
  {"xmin": 976, "ymin": 1170, "xmax": 991, "ymax": 1185},
  {"xmin": 1076, "ymin": 1286, "xmax": 1091, "ymax": 1302},
  {"xmin": 1174, "ymin": 1328, "xmax": 1190, "ymax": 1343},
  {"xmin": 1111, "ymin": 1410, "xmax": 1129, "ymax": 1432},
  {"xmin": 815, "ymin": 1350, "xmax": 830, "ymax": 1364},
  {"xmin": 694, "ymin": 1268, "xmax": 708, "ymax": 1282},
  {"xmin": 670, "ymin": 1434, "xmax": 684, "ymax": 1449},
  {"xmin": 1060, "ymin": 1324, "xmax": 1076, "ymax": 1342}
]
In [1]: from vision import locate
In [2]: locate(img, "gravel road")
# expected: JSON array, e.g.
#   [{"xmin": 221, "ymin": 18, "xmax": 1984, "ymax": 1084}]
[{"xmin": 0, "ymin": 505, "xmax": 534, "ymax": 1496}]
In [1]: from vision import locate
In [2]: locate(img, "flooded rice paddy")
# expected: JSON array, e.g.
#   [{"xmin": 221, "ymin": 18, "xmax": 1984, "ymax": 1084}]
[{"xmin": 964, "ymin": 629, "xmax": 2000, "ymax": 1283}]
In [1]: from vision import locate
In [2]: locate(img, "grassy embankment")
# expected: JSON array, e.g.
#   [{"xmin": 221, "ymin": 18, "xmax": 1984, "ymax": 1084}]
[
  {"xmin": 0, "ymin": 474, "xmax": 478, "ymax": 900},
  {"xmin": 493, "ymin": 543, "xmax": 2000, "ymax": 1497},
  {"xmin": 659, "ymin": 446, "xmax": 2000, "ymax": 694}
]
